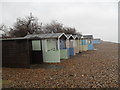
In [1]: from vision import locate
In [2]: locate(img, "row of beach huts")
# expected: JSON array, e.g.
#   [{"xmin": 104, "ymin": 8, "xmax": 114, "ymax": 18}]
[{"xmin": 2, "ymin": 33, "xmax": 101, "ymax": 68}]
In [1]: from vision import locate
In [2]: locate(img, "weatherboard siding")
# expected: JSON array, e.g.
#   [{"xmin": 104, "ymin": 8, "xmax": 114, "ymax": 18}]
[
  {"xmin": 44, "ymin": 50, "xmax": 60, "ymax": 63},
  {"xmin": 88, "ymin": 44, "xmax": 94, "ymax": 50},
  {"xmin": 60, "ymin": 49, "xmax": 69, "ymax": 59},
  {"xmin": 42, "ymin": 39, "xmax": 60, "ymax": 63},
  {"xmin": 79, "ymin": 40, "xmax": 83, "ymax": 52},
  {"xmin": 82, "ymin": 45, "xmax": 88, "ymax": 51},
  {"xmin": 76, "ymin": 40, "xmax": 80, "ymax": 53},
  {"xmin": 79, "ymin": 45, "xmax": 83, "ymax": 52},
  {"xmin": 92, "ymin": 40, "xmax": 101, "ymax": 44},
  {"xmin": 47, "ymin": 39, "xmax": 57, "ymax": 51}
]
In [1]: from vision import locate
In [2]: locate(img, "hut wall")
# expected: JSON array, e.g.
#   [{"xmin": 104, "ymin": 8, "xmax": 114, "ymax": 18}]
[
  {"xmin": 82, "ymin": 45, "xmax": 88, "ymax": 51},
  {"xmin": 67, "ymin": 48, "xmax": 70, "ymax": 57},
  {"xmin": 88, "ymin": 44, "xmax": 94, "ymax": 50},
  {"xmin": 59, "ymin": 39, "xmax": 69, "ymax": 59},
  {"xmin": 77, "ymin": 40, "xmax": 80, "ymax": 53},
  {"xmin": 66, "ymin": 40, "xmax": 70, "ymax": 57},
  {"xmin": 2, "ymin": 39, "xmax": 31, "ymax": 68},
  {"xmin": 60, "ymin": 39, "xmax": 66, "ymax": 49},
  {"xmin": 47, "ymin": 39, "xmax": 57, "ymax": 51},
  {"xmin": 69, "ymin": 40, "xmax": 74, "ymax": 48},
  {"xmin": 86, "ymin": 39, "xmax": 89, "ymax": 45},
  {"xmin": 66, "ymin": 39, "xmax": 74, "ymax": 56},
  {"xmin": 73, "ymin": 40, "xmax": 77, "ymax": 54},
  {"xmin": 70, "ymin": 40, "xmax": 75, "ymax": 55},
  {"xmin": 82, "ymin": 40, "xmax": 87, "ymax": 45},
  {"xmin": 75, "ymin": 40, "xmax": 80, "ymax": 53},
  {"xmin": 69, "ymin": 48, "xmax": 74, "ymax": 56},
  {"xmin": 60, "ymin": 49, "xmax": 69, "ymax": 59},
  {"xmin": 79, "ymin": 40, "xmax": 83, "ymax": 52},
  {"xmin": 81, "ymin": 39, "xmax": 88, "ymax": 51},
  {"xmin": 79, "ymin": 45, "xmax": 83, "ymax": 52},
  {"xmin": 86, "ymin": 39, "xmax": 94, "ymax": 50},
  {"xmin": 66, "ymin": 39, "xmax": 70, "ymax": 48},
  {"xmin": 92, "ymin": 39, "xmax": 101, "ymax": 44},
  {"xmin": 42, "ymin": 39, "xmax": 60, "ymax": 63},
  {"xmin": 44, "ymin": 50, "xmax": 60, "ymax": 63}
]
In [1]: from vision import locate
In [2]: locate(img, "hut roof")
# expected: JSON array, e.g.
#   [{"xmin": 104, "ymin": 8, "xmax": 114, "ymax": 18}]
[
  {"xmin": 66, "ymin": 34, "xmax": 74, "ymax": 39},
  {"xmin": 83, "ymin": 35, "xmax": 93, "ymax": 39},
  {"xmin": 72, "ymin": 35, "xmax": 79, "ymax": 39},
  {"xmin": 77, "ymin": 34, "xmax": 82, "ymax": 38},
  {"xmin": 1, "ymin": 37, "xmax": 26, "ymax": 41},
  {"xmin": 72, "ymin": 34, "xmax": 82, "ymax": 39},
  {"xmin": 93, "ymin": 38, "xmax": 101, "ymax": 40},
  {"xmin": 24, "ymin": 33, "xmax": 67, "ymax": 39}
]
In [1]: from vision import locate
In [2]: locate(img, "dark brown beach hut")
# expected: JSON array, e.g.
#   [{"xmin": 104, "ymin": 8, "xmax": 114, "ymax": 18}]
[{"xmin": 2, "ymin": 37, "xmax": 43, "ymax": 68}]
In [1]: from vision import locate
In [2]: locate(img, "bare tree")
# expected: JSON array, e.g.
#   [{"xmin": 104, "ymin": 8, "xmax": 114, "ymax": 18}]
[
  {"xmin": 63, "ymin": 27, "xmax": 77, "ymax": 34},
  {"xmin": 0, "ymin": 24, "xmax": 8, "ymax": 34},
  {"xmin": 10, "ymin": 13, "xmax": 43, "ymax": 37},
  {"xmin": 3, "ymin": 13, "xmax": 79, "ymax": 38},
  {"xmin": 43, "ymin": 20, "xmax": 63, "ymax": 33},
  {"xmin": 43, "ymin": 20, "xmax": 77, "ymax": 34},
  {"xmin": 0, "ymin": 24, "xmax": 11, "ymax": 38}
]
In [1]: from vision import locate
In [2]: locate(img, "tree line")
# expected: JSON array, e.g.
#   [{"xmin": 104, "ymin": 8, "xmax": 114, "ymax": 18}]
[{"xmin": 0, "ymin": 13, "xmax": 81, "ymax": 38}]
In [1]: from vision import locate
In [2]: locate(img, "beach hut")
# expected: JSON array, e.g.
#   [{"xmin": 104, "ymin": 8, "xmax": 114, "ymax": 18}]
[
  {"xmin": 92, "ymin": 38, "xmax": 101, "ymax": 44},
  {"xmin": 79, "ymin": 35, "xmax": 83, "ymax": 52},
  {"xmin": 59, "ymin": 33, "xmax": 69, "ymax": 59},
  {"xmin": 76, "ymin": 34, "xmax": 82, "ymax": 53},
  {"xmin": 25, "ymin": 33, "xmax": 68, "ymax": 63},
  {"xmin": 42, "ymin": 33, "xmax": 68, "ymax": 60},
  {"xmin": 66, "ymin": 34, "xmax": 75, "ymax": 56},
  {"xmin": 75, "ymin": 34, "xmax": 82, "ymax": 53},
  {"xmin": 73, "ymin": 35, "xmax": 80, "ymax": 54},
  {"xmin": 25, "ymin": 33, "xmax": 59, "ymax": 63},
  {"xmin": 83, "ymin": 35, "xmax": 94, "ymax": 50},
  {"xmin": 81, "ymin": 36, "xmax": 88, "ymax": 51},
  {"xmin": 2, "ymin": 37, "xmax": 43, "ymax": 68}
]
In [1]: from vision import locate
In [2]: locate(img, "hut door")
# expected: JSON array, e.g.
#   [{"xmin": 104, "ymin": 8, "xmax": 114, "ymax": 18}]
[
  {"xmin": 31, "ymin": 40, "xmax": 43, "ymax": 64},
  {"xmin": 60, "ymin": 39, "xmax": 65, "ymax": 49}
]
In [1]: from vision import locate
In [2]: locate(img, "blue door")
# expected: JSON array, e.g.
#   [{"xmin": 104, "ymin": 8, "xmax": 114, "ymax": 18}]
[{"xmin": 88, "ymin": 44, "xmax": 94, "ymax": 50}]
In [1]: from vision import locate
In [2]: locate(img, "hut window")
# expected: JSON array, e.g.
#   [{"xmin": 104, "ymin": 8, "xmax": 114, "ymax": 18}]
[{"xmin": 32, "ymin": 40, "xmax": 41, "ymax": 50}]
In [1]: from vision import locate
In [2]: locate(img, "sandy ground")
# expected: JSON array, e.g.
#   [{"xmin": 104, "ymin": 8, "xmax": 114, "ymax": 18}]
[{"xmin": 2, "ymin": 42, "xmax": 119, "ymax": 88}]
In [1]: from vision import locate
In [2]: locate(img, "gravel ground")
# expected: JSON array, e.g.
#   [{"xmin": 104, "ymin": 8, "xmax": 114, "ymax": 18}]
[{"xmin": 2, "ymin": 41, "xmax": 119, "ymax": 88}]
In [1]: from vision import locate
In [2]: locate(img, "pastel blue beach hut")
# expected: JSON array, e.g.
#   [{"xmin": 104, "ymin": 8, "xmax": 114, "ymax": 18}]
[
  {"xmin": 66, "ymin": 34, "xmax": 75, "ymax": 56},
  {"xmin": 83, "ymin": 35, "xmax": 94, "ymax": 50}
]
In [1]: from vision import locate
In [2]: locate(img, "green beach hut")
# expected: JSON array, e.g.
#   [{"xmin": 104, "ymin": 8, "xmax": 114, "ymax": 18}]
[{"xmin": 25, "ymin": 33, "xmax": 68, "ymax": 63}]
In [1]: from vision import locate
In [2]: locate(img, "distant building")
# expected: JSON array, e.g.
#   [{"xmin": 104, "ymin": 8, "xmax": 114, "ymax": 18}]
[{"xmin": 92, "ymin": 38, "xmax": 101, "ymax": 44}]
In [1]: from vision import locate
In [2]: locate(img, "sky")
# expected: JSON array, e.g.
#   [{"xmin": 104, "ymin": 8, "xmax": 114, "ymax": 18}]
[{"xmin": 0, "ymin": 0, "xmax": 119, "ymax": 43}]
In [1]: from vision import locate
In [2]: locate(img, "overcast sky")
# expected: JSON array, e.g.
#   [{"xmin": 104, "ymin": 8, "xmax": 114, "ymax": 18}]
[{"xmin": 0, "ymin": 0, "xmax": 118, "ymax": 42}]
